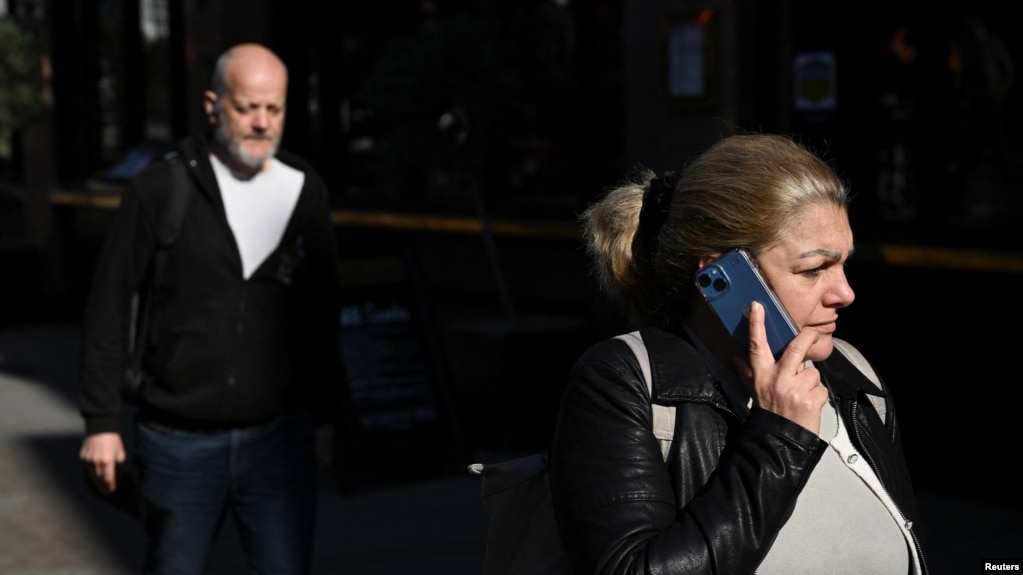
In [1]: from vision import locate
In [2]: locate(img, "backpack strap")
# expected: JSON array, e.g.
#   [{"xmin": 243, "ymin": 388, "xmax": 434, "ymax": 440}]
[
  {"xmin": 156, "ymin": 152, "xmax": 191, "ymax": 248},
  {"xmin": 830, "ymin": 337, "xmax": 887, "ymax": 422},
  {"xmin": 614, "ymin": 331, "xmax": 675, "ymax": 461},
  {"xmin": 123, "ymin": 152, "xmax": 191, "ymax": 401}
]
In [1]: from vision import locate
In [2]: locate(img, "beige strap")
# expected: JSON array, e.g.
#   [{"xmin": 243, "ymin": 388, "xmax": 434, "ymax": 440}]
[
  {"xmin": 615, "ymin": 331, "xmax": 675, "ymax": 461},
  {"xmin": 831, "ymin": 338, "xmax": 887, "ymax": 422}
]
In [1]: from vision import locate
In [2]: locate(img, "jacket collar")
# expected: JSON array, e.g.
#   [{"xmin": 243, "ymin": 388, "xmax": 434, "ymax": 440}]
[
  {"xmin": 639, "ymin": 325, "xmax": 722, "ymax": 405},
  {"xmin": 818, "ymin": 348, "xmax": 885, "ymax": 402},
  {"xmin": 819, "ymin": 346, "xmax": 889, "ymax": 425},
  {"xmin": 638, "ymin": 325, "xmax": 883, "ymax": 415},
  {"xmin": 177, "ymin": 134, "xmax": 222, "ymax": 205}
]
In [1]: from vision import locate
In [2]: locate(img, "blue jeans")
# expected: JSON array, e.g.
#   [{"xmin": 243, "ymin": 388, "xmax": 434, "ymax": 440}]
[{"xmin": 133, "ymin": 410, "xmax": 317, "ymax": 575}]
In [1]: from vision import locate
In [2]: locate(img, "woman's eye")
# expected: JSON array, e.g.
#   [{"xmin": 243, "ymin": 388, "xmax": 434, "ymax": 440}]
[{"xmin": 801, "ymin": 266, "xmax": 824, "ymax": 278}]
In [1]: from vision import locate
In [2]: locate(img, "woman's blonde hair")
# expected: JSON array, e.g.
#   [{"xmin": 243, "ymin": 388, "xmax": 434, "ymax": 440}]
[{"xmin": 582, "ymin": 133, "xmax": 849, "ymax": 327}]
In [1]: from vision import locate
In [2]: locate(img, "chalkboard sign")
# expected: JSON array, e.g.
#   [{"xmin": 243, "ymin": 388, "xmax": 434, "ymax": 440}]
[{"xmin": 336, "ymin": 253, "xmax": 461, "ymax": 475}]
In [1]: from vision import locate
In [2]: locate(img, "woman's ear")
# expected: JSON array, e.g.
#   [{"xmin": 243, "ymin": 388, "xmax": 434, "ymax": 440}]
[{"xmin": 697, "ymin": 253, "xmax": 721, "ymax": 270}]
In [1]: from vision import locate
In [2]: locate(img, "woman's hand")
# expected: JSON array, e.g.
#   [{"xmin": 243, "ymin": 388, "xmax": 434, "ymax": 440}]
[{"xmin": 739, "ymin": 301, "xmax": 829, "ymax": 434}]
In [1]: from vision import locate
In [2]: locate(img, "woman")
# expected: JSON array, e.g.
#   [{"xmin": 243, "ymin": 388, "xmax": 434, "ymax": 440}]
[{"xmin": 549, "ymin": 134, "xmax": 927, "ymax": 574}]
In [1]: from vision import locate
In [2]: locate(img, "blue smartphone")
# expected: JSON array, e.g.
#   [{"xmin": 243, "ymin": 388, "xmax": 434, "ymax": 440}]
[{"xmin": 694, "ymin": 249, "xmax": 799, "ymax": 360}]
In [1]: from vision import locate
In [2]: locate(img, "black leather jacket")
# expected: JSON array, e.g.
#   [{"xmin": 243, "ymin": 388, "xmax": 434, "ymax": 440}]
[{"xmin": 549, "ymin": 326, "xmax": 927, "ymax": 574}]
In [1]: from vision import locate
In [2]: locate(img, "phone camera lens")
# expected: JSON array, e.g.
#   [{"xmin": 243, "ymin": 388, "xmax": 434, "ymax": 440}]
[
  {"xmin": 713, "ymin": 278, "xmax": 727, "ymax": 292},
  {"xmin": 698, "ymin": 274, "xmax": 711, "ymax": 288}
]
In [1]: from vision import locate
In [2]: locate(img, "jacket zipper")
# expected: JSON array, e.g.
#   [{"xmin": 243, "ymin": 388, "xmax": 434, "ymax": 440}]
[{"xmin": 849, "ymin": 402, "xmax": 929, "ymax": 575}]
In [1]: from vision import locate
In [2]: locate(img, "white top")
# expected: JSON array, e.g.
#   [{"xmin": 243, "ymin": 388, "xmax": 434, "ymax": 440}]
[
  {"xmin": 211, "ymin": 156, "xmax": 304, "ymax": 279},
  {"xmin": 756, "ymin": 395, "xmax": 918, "ymax": 574}
]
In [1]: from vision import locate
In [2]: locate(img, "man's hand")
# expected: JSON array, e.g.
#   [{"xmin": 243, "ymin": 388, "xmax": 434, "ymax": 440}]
[
  {"xmin": 79, "ymin": 432, "xmax": 126, "ymax": 494},
  {"xmin": 741, "ymin": 301, "xmax": 829, "ymax": 435}
]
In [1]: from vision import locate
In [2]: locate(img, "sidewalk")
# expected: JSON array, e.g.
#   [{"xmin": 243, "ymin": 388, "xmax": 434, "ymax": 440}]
[{"xmin": 1, "ymin": 322, "xmax": 1021, "ymax": 574}]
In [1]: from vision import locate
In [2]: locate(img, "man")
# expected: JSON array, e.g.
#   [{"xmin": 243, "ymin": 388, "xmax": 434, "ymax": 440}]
[{"xmin": 78, "ymin": 43, "xmax": 342, "ymax": 574}]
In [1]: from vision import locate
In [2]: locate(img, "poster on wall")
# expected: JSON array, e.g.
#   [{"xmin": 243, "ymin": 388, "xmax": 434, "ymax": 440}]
[
  {"xmin": 664, "ymin": 8, "xmax": 719, "ymax": 112},
  {"xmin": 793, "ymin": 51, "xmax": 837, "ymax": 114},
  {"xmin": 668, "ymin": 22, "xmax": 706, "ymax": 99}
]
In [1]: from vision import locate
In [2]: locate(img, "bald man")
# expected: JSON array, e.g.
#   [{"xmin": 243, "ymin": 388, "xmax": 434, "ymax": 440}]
[{"xmin": 79, "ymin": 43, "xmax": 342, "ymax": 574}]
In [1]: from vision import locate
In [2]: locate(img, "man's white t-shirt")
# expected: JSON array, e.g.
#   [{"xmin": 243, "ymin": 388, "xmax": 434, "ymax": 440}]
[{"xmin": 211, "ymin": 155, "xmax": 304, "ymax": 279}]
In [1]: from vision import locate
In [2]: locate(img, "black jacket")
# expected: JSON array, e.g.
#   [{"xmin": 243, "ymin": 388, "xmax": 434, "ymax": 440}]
[
  {"xmin": 549, "ymin": 325, "xmax": 926, "ymax": 574},
  {"xmin": 79, "ymin": 135, "xmax": 342, "ymax": 434}
]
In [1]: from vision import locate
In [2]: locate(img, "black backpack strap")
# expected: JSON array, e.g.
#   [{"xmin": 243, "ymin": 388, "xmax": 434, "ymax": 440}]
[
  {"xmin": 123, "ymin": 151, "xmax": 192, "ymax": 401},
  {"xmin": 157, "ymin": 152, "xmax": 190, "ymax": 248}
]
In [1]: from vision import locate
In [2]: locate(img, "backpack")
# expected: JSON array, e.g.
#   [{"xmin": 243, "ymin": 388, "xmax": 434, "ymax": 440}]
[
  {"xmin": 467, "ymin": 331, "xmax": 674, "ymax": 575},
  {"xmin": 121, "ymin": 151, "xmax": 191, "ymax": 403}
]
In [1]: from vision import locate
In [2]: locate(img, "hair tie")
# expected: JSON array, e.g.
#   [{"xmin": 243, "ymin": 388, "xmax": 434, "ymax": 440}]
[{"xmin": 637, "ymin": 170, "xmax": 679, "ymax": 261}]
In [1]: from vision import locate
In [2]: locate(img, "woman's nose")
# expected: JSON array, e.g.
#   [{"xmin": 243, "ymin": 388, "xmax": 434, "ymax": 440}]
[{"xmin": 827, "ymin": 269, "xmax": 855, "ymax": 308}]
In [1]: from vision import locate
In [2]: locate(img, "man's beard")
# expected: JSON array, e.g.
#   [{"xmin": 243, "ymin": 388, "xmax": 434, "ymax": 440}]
[{"xmin": 213, "ymin": 116, "xmax": 279, "ymax": 171}]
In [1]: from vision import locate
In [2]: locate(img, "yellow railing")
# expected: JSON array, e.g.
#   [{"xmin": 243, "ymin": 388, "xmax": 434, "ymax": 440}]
[{"xmin": 4, "ymin": 186, "xmax": 1023, "ymax": 273}]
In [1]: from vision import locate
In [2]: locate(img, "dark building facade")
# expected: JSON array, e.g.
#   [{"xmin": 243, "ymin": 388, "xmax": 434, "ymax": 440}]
[{"xmin": 1, "ymin": 1, "xmax": 1018, "ymax": 224}]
